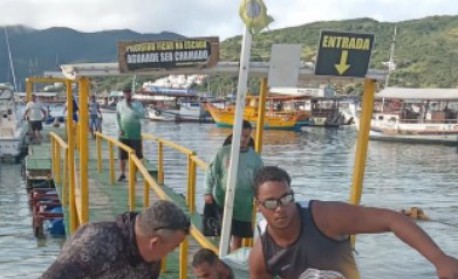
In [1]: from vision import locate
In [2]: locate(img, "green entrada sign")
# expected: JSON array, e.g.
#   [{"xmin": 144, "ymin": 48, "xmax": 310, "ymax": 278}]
[{"xmin": 314, "ymin": 30, "xmax": 374, "ymax": 77}]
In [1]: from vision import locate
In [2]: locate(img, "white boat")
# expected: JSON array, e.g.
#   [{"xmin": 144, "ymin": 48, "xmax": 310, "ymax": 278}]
[
  {"xmin": 0, "ymin": 84, "xmax": 28, "ymax": 161},
  {"xmin": 162, "ymin": 102, "xmax": 210, "ymax": 122},
  {"xmin": 351, "ymin": 87, "xmax": 458, "ymax": 144},
  {"xmin": 147, "ymin": 107, "xmax": 177, "ymax": 122}
]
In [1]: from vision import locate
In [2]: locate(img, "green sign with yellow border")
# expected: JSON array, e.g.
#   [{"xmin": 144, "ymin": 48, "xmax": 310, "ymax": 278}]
[{"xmin": 315, "ymin": 30, "xmax": 374, "ymax": 77}]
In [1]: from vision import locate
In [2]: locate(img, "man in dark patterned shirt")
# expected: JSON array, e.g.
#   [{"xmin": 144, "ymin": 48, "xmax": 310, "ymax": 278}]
[{"xmin": 40, "ymin": 200, "xmax": 190, "ymax": 279}]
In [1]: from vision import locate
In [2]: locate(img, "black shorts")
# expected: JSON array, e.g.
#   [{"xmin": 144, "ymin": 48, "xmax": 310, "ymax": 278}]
[
  {"xmin": 217, "ymin": 203, "xmax": 253, "ymax": 238},
  {"xmin": 231, "ymin": 219, "xmax": 254, "ymax": 238},
  {"xmin": 119, "ymin": 139, "xmax": 143, "ymax": 160},
  {"xmin": 30, "ymin": 120, "xmax": 42, "ymax": 131}
]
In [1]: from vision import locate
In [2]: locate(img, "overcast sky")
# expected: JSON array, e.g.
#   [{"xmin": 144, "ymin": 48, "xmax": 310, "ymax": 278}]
[{"xmin": 1, "ymin": 0, "xmax": 457, "ymax": 39}]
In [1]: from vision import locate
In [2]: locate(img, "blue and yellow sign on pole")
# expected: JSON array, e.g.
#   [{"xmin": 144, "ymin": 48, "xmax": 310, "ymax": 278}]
[{"xmin": 315, "ymin": 30, "xmax": 375, "ymax": 77}]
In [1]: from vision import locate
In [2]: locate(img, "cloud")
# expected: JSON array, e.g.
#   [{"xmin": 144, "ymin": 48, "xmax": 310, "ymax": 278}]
[{"xmin": 0, "ymin": 0, "xmax": 457, "ymax": 39}]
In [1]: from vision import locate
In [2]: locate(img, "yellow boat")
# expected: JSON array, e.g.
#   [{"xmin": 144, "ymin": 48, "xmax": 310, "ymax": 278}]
[{"xmin": 204, "ymin": 96, "xmax": 309, "ymax": 130}]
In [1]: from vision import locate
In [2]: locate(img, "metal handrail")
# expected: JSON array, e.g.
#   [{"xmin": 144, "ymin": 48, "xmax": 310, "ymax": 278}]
[
  {"xmin": 142, "ymin": 134, "xmax": 194, "ymax": 155},
  {"xmin": 129, "ymin": 142, "xmax": 217, "ymax": 278},
  {"xmin": 61, "ymin": 130, "xmax": 218, "ymax": 278},
  {"xmin": 49, "ymin": 132, "xmax": 83, "ymax": 231},
  {"xmin": 96, "ymin": 132, "xmax": 133, "ymax": 152}
]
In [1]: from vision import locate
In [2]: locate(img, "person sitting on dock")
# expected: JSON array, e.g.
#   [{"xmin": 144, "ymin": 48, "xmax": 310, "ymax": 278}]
[
  {"xmin": 192, "ymin": 248, "xmax": 235, "ymax": 279},
  {"xmin": 204, "ymin": 120, "xmax": 264, "ymax": 252},
  {"xmin": 116, "ymin": 87, "xmax": 145, "ymax": 182},
  {"xmin": 39, "ymin": 200, "xmax": 190, "ymax": 279},
  {"xmin": 23, "ymin": 94, "xmax": 47, "ymax": 144},
  {"xmin": 249, "ymin": 166, "xmax": 458, "ymax": 279}
]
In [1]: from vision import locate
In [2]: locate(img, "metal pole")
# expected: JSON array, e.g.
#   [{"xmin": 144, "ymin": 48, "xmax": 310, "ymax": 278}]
[
  {"xmin": 128, "ymin": 155, "xmax": 136, "ymax": 211},
  {"xmin": 109, "ymin": 142, "xmax": 115, "ymax": 184},
  {"xmin": 350, "ymin": 79, "xmax": 376, "ymax": 205},
  {"xmin": 79, "ymin": 77, "xmax": 89, "ymax": 224},
  {"xmin": 25, "ymin": 79, "xmax": 33, "ymax": 103},
  {"xmin": 66, "ymin": 80, "xmax": 77, "ymax": 233},
  {"xmin": 179, "ymin": 239, "xmax": 189, "ymax": 279},
  {"xmin": 143, "ymin": 180, "xmax": 150, "ymax": 209},
  {"xmin": 158, "ymin": 142, "xmax": 164, "ymax": 184},
  {"xmin": 189, "ymin": 160, "xmax": 197, "ymax": 214},
  {"xmin": 62, "ymin": 150, "xmax": 68, "ymax": 206},
  {"xmin": 255, "ymin": 77, "xmax": 268, "ymax": 153},
  {"xmin": 55, "ymin": 145, "xmax": 61, "ymax": 184},
  {"xmin": 96, "ymin": 134, "xmax": 102, "ymax": 172},
  {"xmin": 219, "ymin": 26, "xmax": 252, "ymax": 257},
  {"xmin": 186, "ymin": 154, "xmax": 192, "ymax": 206}
]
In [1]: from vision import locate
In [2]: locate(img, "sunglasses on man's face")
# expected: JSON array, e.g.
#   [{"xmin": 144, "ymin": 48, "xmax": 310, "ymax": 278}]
[{"xmin": 259, "ymin": 193, "xmax": 295, "ymax": 211}]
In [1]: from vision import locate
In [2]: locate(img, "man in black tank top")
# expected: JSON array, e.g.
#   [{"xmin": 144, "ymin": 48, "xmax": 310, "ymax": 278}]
[{"xmin": 249, "ymin": 166, "xmax": 458, "ymax": 279}]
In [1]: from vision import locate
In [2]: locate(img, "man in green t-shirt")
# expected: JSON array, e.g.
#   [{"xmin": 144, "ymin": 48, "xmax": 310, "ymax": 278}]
[
  {"xmin": 204, "ymin": 120, "xmax": 263, "ymax": 251},
  {"xmin": 116, "ymin": 88, "xmax": 144, "ymax": 182}
]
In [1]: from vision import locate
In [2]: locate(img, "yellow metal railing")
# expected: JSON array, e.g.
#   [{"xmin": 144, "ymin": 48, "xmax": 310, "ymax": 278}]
[
  {"xmin": 95, "ymin": 132, "xmax": 139, "ymax": 210},
  {"xmin": 50, "ymin": 132, "xmax": 82, "ymax": 233},
  {"xmin": 53, "ymin": 126, "xmax": 258, "ymax": 277},
  {"xmin": 142, "ymin": 134, "xmax": 202, "ymax": 212},
  {"xmin": 92, "ymin": 132, "xmax": 217, "ymax": 278}
]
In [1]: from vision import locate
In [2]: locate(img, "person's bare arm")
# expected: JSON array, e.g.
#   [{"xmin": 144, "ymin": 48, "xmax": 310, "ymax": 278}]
[
  {"xmin": 314, "ymin": 201, "xmax": 458, "ymax": 278},
  {"xmin": 249, "ymin": 238, "xmax": 274, "ymax": 279}
]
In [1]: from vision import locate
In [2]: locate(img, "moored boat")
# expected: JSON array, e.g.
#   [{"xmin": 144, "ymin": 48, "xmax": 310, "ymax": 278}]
[
  {"xmin": 204, "ymin": 95, "xmax": 308, "ymax": 130},
  {"xmin": 351, "ymin": 87, "xmax": 458, "ymax": 144},
  {"xmin": 0, "ymin": 84, "xmax": 28, "ymax": 162}
]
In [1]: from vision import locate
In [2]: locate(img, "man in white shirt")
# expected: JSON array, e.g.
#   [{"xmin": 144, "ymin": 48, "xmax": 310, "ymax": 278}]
[{"xmin": 23, "ymin": 94, "xmax": 46, "ymax": 143}]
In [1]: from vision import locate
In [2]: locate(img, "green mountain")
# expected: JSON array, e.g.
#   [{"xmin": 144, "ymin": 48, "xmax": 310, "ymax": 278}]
[
  {"xmin": 0, "ymin": 25, "xmax": 184, "ymax": 90},
  {"xmin": 220, "ymin": 15, "xmax": 458, "ymax": 89},
  {"xmin": 2, "ymin": 15, "xmax": 458, "ymax": 92}
]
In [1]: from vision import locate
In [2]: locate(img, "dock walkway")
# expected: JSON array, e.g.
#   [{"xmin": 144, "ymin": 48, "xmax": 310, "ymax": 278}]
[{"xmin": 25, "ymin": 128, "xmax": 219, "ymax": 278}]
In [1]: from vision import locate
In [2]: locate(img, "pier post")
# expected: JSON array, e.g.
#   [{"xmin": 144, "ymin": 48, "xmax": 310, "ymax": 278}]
[
  {"xmin": 109, "ymin": 142, "xmax": 115, "ymax": 184},
  {"xmin": 128, "ymin": 154, "xmax": 137, "ymax": 211},
  {"xmin": 78, "ymin": 77, "xmax": 90, "ymax": 224},
  {"xmin": 186, "ymin": 154, "xmax": 192, "ymax": 207},
  {"xmin": 25, "ymin": 78, "xmax": 33, "ymax": 102},
  {"xmin": 255, "ymin": 77, "xmax": 268, "ymax": 153},
  {"xmin": 96, "ymin": 134, "xmax": 102, "ymax": 172},
  {"xmin": 350, "ymin": 78, "xmax": 376, "ymax": 205},
  {"xmin": 66, "ymin": 79, "xmax": 77, "ymax": 233},
  {"xmin": 189, "ymin": 159, "xmax": 197, "ymax": 214},
  {"xmin": 179, "ymin": 238, "xmax": 189, "ymax": 279},
  {"xmin": 55, "ymin": 145, "xmax": 61, "ymax": 183},
  {"xmin": 158, "ymin": 142, "xmax": 164, "ymax": 184},
  {"xmin": 143, "ymin": 179, "xmax": 149, "ymax": 208}
]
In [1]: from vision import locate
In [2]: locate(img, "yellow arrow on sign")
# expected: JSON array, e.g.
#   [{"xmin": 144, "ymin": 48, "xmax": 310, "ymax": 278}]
[{"xmin": 334, "ymin": 50, "xmax": 350, "ymax": 75}]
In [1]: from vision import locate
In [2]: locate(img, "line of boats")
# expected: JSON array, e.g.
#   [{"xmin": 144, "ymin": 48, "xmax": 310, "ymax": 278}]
[{"xmin": 2, "ymin": 85, "xmax": 458, "ymax": 162}]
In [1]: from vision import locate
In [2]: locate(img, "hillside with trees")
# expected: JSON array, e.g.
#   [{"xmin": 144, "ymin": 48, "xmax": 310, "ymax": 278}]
[{"xmin": 2, "ymin": 15, "xmax": 458, "ymax": 93}]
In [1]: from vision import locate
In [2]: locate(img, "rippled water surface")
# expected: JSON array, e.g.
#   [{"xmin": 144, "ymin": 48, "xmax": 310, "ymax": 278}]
[{"xmin": 1, "ymin": 114, "xmax": 457, "ymax": 278}]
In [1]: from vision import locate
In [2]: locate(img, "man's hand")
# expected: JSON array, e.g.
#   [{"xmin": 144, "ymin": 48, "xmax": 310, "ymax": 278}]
[
  {"xmin": 204, "ymin": 194, "xmax": 214, "ymax": 204},
  {"xmin": 435, "ymin": 254, "xmax": 458, "ymax": 279}
]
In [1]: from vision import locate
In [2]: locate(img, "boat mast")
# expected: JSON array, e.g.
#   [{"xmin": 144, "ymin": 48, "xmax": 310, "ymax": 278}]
[
  {"xmin": 4, "ymin": 26, "xmax": 18, "ymax": 91},
  {"xmin": 385, "ymin": 25, "xmax": 397, "ymax": 88}
]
